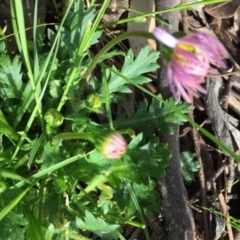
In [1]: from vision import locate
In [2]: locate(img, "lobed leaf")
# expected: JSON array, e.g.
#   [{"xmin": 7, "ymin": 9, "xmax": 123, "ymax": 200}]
[
  {"xmin": 76, "ymin": 210, "xmax": 120, "ymax": 236},
  {"xmin": 107, "ymin": 47, "xmax": 159, "ymax": 94}
]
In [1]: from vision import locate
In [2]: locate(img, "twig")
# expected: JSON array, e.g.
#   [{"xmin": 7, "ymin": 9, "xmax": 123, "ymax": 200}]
[
  {"xmin": 189, "ymin": 108, "xmax": 210, "ymax": 240},
  {"xmin": 225, "ymin": 158, "xmax": 235, "ymax": 195},
  {"xmin": 192, "ymin": 160, "xmax": 232, "ymax": 199},
  {"xmin": 181, "ymin": 5, "xmax": 189, "ymax": 33},
  {"xmin": 218, "ymin": 193, "xmax": 234, "ymax": 240},
  {"xmin": 207, "ymin": 70, "xmax": 240, "ymax": 78}
]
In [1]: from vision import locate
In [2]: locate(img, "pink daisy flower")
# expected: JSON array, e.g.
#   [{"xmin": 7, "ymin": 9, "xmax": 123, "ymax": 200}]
[{"xmin": 153, "ymin": 28, "xmax": 228, "ymax": 102}]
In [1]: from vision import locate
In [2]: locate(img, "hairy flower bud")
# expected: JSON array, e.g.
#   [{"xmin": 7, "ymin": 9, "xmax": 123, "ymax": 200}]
[
  {"xmin": 94, "ymin": 130, "xmax": 127, "ymax": 159},
  {"xmin": 86, "ymin": 94, "xmax": 102, "ymax": 109},
  {"xmin": 44, "ymin": 108, "xmax": 64, "ymax": 128}
]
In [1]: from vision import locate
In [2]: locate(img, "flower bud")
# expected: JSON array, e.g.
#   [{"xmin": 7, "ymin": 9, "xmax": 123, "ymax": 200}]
[
  {"xmin": 86, "ymin": 94, "xmax": 102, "ymax": 109},
  {"xmin": 44, "ymin": 109, "xmax": 64, "ymax": 128},
  {"xmin": 94, "ymin": 130, "xmax": 127, "ymax": 159}
]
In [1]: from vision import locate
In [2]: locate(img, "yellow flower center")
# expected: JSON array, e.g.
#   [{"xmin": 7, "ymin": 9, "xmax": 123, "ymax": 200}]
[
  {"xmin": 177, "ymin": 43, "xmax": 195, "ymax": 53},
  {"xmin": 173, "ymin": 43, "xmax": 197, "ymax": 66}
]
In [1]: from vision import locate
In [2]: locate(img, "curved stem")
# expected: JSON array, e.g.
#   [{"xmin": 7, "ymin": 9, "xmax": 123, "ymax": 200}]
[
  {"xmin": 53, "ymin": 132, "xmax": 94, "ymax": 142},
  {"xmin": 117, "ymin": 128, "xmax": 135, "ymax": 138}
]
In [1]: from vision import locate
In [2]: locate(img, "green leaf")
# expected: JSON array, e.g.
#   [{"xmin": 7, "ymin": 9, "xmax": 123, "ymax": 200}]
[
  {"xmin": 0, "ymin": 211, "xmax": 27, "ymax": 240},
  {"xmin": 0, "ymin": 169, "xmax": 30, "ymax": 183},
  {"xmin": 0, "ymin": 42, "xmax": 6, "ymax": 53},
  {"xmin": 180, "ymin": 151, "xmax": 200, "ymax": 182},
  {"xmin": 23, "ymin": 204, "xmax": 44, "ymax": 240},
  {"xmin": 40, "ymin": 142, "xmax": 62, "ymax": 170},
  {"xmin": 48, "ymin": 2, "xmax": 97, "ymax": 60},
  {"xmin": 0, "ymin": 54, "xmax": 22, "ymax": 94},
  {"xmin": 76, "ymin": 210, "xmax": 120, "ymax": 236},
  {"xmin": 128, "ymin": 132, "xmax": 143, "ymax": 149},
  {"xmin": 115, "ymin": 96, "xmax": 191, "ymax": 136},
  {"xmin": 0, "ymin": 133, "xmax": 3, "ymax": 153},
  {"xmin": 0, "ymin": 51, "xmax": 32, "ymax": 123},
  {"xmin": 107, "ymin": 47, "xmax": 159, "ymax": 94},
  {"xmin": 131, "ymin": 180, "xmax": 161, "ymax": 216},
  {"xmin": 98, "ymin": 199, "xmax": 113, "ymax": 215},
  {"xmin": 44, "ymin": 224, "xmax": 55, "ymax": 240},
  {"xmin": 110, "ymin": 135, "xmax": 171, "ymax": 185},
  {"xmin": 0, "ymin": 186, "xmax": 31, "ymax": 221},
  {"xmin": 114, "ymin": 180, "xmax": 161, "ymax": 217},
  {"xmin": 42, "ymin": 184, "xmax": 63, "ymax": 224},
  {"xmin": 53, "ymin": 176, "xmax": 68, "ymax": 193},
  {"xmin": 0, "ymin": 53, "xmax": 30, "ymax": 100}
]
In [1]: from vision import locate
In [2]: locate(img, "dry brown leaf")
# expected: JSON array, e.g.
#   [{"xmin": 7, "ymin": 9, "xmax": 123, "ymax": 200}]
[
  {"xmin": 102, "ymin": 0, "xmax": 128, "ymax": 24},
  {"xmin": 204, "ymin": 0, "xmax": 240, "ymax": 19},
  {"xmin": 227, "ymin": 121, "xmax": 240, "ymax": 150},
  {"xmin": 233, "ymin": 6, "xmax": 240, "ymax": 32}
]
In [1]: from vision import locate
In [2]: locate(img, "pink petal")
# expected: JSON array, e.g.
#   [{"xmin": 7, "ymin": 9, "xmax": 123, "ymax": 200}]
[
  {"xmin": 195, "ymin": 84, "xmax": 207, "ymax": 94},
  {"xmin": 171, "ymin": 62, "xmax": 205, "ymax": 86},
  {"xmin": 153, "ymin": 27, "xmax": 178, "ymax": 48},
  {"xmin": 174, "ymin": 77, "xmax": 191, "ymax": 102},
  {"xmin": 168, "ymin": 67, "xmax": 178, "ymax": 99}
]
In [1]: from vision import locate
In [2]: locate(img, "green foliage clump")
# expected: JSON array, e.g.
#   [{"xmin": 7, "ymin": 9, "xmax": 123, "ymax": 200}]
[{"xmin": 0, "ymin": 1, "xmax": 195, "ymax": 239}]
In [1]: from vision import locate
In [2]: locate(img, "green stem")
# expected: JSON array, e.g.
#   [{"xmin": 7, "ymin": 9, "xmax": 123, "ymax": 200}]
[
  {"xmin": 57, "ymin": 67, "xmax": 79, "ymax": 112},
  {"xmin": 53, "ymin": 132, "xmax": 94, "ymax": 142},
  {"xmin": 11, "ymin": 1, "xmax": 44, "ymax": 130},
  {"xmin": 118, "ymin": 128, "xmax": 135, "ymax": 138},
  {"xmin": 98, "ymin": 0, "xmax": 226, "ymax": 29},
  {"xmin": 126, "ymin": 220, "xmax": 145, "ymax": 229},
  {"xmin": 102, "ymin": 67, "xmax": 113, "ymax": 129},
  {"xmin": 53, "ymin": 129, "xmax": 133, "ymax": 144}
]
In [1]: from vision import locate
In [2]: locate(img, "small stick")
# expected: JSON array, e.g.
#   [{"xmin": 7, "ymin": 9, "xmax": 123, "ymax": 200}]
[
  {"xmin": 207, "ymin": 70, "xmax": 240, "ymax": 77},
  {"xmin": 189, "ymin": 107, "xmax": 210, "ymax": 240},
  {"xmin": 218, "ymin": 193, "xmax": 234, "ymax": 240}
]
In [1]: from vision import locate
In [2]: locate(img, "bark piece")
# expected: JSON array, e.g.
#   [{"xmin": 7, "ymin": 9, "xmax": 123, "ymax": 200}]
[
  {"xmin": 205, "ymin": 76, "xmax": 240, "ymax": 152},
  {"xmin": 204, "ymin": 0, "xmax": 240, "ymax": 19},
  {"xmin": 154, "ymin": 0, "xmax": 197, "ymax": 239}
]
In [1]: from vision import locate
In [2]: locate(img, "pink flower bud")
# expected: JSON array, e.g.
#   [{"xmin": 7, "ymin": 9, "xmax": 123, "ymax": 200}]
[{"xmin": 94, "ymin": 130, "xmax": 127, "ymax": 159}]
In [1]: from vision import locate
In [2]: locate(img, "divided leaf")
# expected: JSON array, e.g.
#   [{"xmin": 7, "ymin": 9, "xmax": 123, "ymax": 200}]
[
  {"xmin": 76, "ymin": 211, "xmax": 120, "ymax": 236},
  {"xmin": 110, "ymin": 134, "xmax": 171, "ymax": 185},
  {"xmin": 115, "ymin": 97, "xmax": 190, "ymax": 137},
  {"xmin": 107, "ymin": 47, "xmax": 159, "ymax": 94},
  {"xmin": 0, "ymin": 53, "xmax": 30, "ymax": 100},
  {"xmin": 0, "ymin": 211, "xmax": 27, "ymax": 240},
  {"xmin": 48, "ymin": 3, "xmax": 99, "ymax": 60}
]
